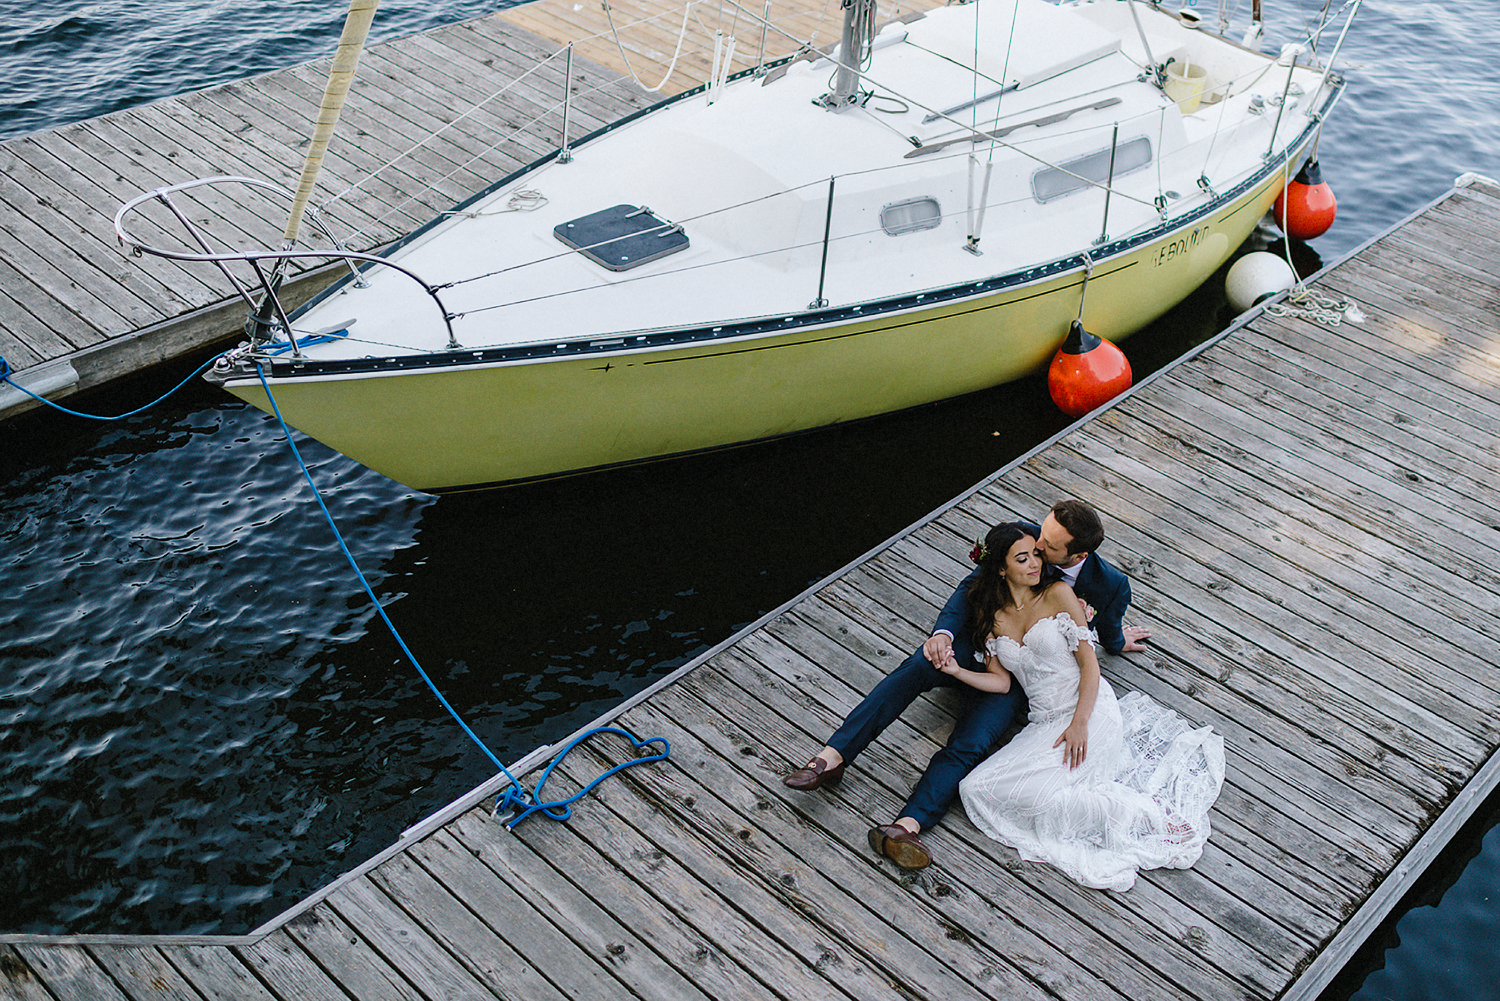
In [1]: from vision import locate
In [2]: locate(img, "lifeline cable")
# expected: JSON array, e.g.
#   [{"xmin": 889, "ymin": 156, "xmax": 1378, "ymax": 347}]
[{"xmin": 253, "ymin": 363, "xmax": 668, "ymax": 828}]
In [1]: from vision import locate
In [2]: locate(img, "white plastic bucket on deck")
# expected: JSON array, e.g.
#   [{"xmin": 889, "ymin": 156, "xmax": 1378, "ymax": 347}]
[{"xmin": 1165, "ymin": 61, "xmax": 1208, "ymax": 113}]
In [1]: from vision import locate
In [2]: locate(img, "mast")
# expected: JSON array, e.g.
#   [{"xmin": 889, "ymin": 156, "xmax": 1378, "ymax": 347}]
[
  {"xmin": 249, "ymin": 0, "xmax": 378, "ymax": 344},
  {"xmin": 818, "ymin": 0, "xmax": 878, "ymax": 111},
  {"xmin": 282, "ymin": 0, "xmax": 381, "ymax": 248}
]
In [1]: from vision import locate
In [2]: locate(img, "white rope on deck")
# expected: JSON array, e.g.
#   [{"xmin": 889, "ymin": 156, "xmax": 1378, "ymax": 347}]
[{"xmin": 603, "ymin": 0, "xmax": 700, "ymax": 93}]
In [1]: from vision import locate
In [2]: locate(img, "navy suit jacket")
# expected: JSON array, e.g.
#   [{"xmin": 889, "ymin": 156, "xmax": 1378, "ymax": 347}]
[{"xmin": 934, "ymin": 524, "xmax": 1132, "ymax": 655}]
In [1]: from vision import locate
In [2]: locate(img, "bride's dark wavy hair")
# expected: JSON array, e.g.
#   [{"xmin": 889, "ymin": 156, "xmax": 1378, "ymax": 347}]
[{"xmin": 965, "ymin": 521, "xmax": 1060, "ymax": 649}]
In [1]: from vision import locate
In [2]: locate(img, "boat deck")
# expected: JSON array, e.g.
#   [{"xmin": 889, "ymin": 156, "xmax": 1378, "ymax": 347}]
[
  {"xmin": 5, "ymin": 176, "xmax": 1499, "ymax": 1001},
  {"xmin": 0, "ymin": 0, "xmax": 939, "ymax": 417}
]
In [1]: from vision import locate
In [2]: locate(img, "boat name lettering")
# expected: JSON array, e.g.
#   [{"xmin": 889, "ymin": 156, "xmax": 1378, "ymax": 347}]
[{"xmin": 1152, "ymin": 226, "xmax": 1210, "ymax": 267}]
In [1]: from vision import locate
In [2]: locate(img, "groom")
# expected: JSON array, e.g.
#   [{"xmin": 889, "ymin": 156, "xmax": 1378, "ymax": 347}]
[{"xmin": 782, "ymin": 498, "xmax": 1149, "ymax": 870}]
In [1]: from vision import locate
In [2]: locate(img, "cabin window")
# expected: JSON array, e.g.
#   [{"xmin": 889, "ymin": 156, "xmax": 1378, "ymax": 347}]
[
  {"xmin": 554, "ymin": 204, "xmax": 689, "ymax": 271},
  {"xmin": 1031, "ymin": 137, "xmax": 1153, "ymax": 203},
  {"xmin": 880, "ymin": 197, "xmax": 942, "ymax": 236}
]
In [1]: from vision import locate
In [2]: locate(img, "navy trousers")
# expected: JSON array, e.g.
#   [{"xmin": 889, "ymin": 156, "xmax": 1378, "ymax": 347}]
[{"xmin": 827, "ymin": 645, "xmax": 1024, "ymax": 829}]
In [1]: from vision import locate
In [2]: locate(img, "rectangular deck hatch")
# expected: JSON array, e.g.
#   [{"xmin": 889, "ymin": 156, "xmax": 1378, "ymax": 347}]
[
  {"xmin": 1031, "ymin": 136, "xmax": 1152, "ymax": 203},
  {"xmin": 553, "ymin": 204, "xmax": 689, "ymax": 271}
]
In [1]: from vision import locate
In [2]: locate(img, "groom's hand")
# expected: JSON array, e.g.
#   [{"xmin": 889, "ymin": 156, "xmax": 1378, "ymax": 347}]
[
  {"xmin": 1121, "ymin": 625, "xmax": 1151, "ymax": 652},
  {"xmin": 923, "ymin": 632, "xmax": 956, "ymax": 671}
]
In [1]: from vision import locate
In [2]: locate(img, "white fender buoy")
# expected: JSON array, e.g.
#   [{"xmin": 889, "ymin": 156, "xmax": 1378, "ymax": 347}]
[{"xmin": 1225, "ymin": 252, "xmax": 1295, "ymax": 313}]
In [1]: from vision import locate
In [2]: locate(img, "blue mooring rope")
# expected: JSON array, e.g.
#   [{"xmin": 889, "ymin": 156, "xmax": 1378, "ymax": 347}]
[
  {"xmin": 2, "ymin": 346, "xmax": 668, "ymax": 828},
  {"xmin": 252, "ymin": 364, "xmax": 669, "ymax": 829},
  {"xmin": 0, "ymin": 353, "xmax": 220, "ymax": 420},
  {"xmin": 495, "ymin": 727, "xmax": 670, "ymax": 830}
]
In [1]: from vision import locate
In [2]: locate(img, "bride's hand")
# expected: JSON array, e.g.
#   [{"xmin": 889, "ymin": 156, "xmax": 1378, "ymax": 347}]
[{"xmin": 1054, "ymin": 720, "xmax": 1089, "ymax": 769}]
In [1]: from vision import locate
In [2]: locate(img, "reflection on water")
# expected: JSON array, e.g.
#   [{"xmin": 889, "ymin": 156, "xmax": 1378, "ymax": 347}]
[
  {"xmin": 0, "ymin": 0, "xmax": 509, "ymax": 143},
  {"xmin": 1322, "ymin": 788, "xmax": 1500, "ymax": 1001},
  {"xmin": 1, "ymin": 386, "xmax": 431, "ymax": 931}
]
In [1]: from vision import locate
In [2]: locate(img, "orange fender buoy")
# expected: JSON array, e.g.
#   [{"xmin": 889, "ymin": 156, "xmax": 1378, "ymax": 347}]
[
  {"xmin": 1273, "ymin": 158, "xmax": 1337, "ymax": 241},
  {"xmin": 1048, "ymin": 320, "xmax": 1132, "ymax": 417}
]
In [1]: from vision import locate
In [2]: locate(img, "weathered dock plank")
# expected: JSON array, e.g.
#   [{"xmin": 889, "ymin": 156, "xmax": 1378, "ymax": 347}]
[
  {"xmin": 4, "ymin": 1, "xmax": 1500, "ymax": 998},
  {"xmin": 164, "ymin": 945, "xmax": 282, "ymax": 1001},
  {"xmin": 230, "ymin": 932, "xmax": 354, "ymax": 1001},
  {"xmin": 0, "ymin": 949, "xmax": 51, "ymax": 1001},
  {"xmin": 8, "ymin": 945, "xmax": 133, "ymax": 1001},
  {"xmin": 446, "ymin": 806, "xmax": 768, "ymax": 1001},
  {"xmin": 275, "ymin": 905, "xmax": 426, "ymax": 1001}
]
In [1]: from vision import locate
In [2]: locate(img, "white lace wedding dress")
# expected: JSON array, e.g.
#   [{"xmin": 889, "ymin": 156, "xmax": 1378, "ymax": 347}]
[{"xmin": 959, "ymin": 613, "xmax": 1225, "ymax": 891}]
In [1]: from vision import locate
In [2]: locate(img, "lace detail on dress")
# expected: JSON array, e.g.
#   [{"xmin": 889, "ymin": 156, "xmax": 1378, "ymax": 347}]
[
  {"xmin": 1049, "ymin": 613, "xmax": 1096, "ymax": 654},
  {"xmin": 958, "ymin": 615, "xmax": 1225, "ymax": 891},
  {"xmin": 974, "ymin": 613, "xmax": 1096, "ymax": 664}
]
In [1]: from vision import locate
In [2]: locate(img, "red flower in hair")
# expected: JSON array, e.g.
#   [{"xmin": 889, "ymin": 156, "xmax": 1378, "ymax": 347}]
[{"xmin": 969, "ymin": 539, "xmax": 987, "ymax": 564}]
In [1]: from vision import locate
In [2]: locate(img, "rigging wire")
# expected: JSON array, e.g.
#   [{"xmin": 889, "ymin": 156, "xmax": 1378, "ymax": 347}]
[
  {"xmin": 982, "ymin": 0, "xmax": 1023, "ymax": 162},
  {"xmin": 352, "ymin": 0, "xmax": 1286, "ymax": 263},
  {"xmin": 444, "ymin": 189, "xmax": 1037, "ymax": 325}
]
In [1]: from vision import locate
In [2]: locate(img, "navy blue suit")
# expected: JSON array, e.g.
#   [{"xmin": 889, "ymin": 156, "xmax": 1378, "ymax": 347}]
[{"xmin": 826, "ymin": 535, "xmax": 1132, "ymax": 829}]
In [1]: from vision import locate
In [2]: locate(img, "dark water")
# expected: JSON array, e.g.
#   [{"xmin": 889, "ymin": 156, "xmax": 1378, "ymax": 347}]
[{"xmin": 1, "ymin": 1, "xmax": 1497, "ymax": 996}]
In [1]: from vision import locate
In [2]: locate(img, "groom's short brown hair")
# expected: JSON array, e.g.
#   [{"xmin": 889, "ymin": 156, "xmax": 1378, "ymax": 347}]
[{"xmin": 1052, "ymin": 499, "xmax": 1104, "ymax": 555}]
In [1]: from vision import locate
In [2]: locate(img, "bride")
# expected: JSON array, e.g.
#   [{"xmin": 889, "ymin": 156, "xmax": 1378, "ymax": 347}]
[{"xmin": 941, "ymin": 522, "xmax": 1225, "ymax": 891}]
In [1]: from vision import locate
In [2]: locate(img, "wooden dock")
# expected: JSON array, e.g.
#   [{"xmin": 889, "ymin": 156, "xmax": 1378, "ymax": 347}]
[
  {"xmin": 4, "ymin": 175, "xmax": 1499, "ymax": 999},
  {"xmin": 0, "ymin": 0, "xmax": 937, "ymax": 419}
]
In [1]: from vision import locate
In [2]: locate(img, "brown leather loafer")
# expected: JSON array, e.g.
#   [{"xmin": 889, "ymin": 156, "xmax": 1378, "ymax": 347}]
[
  {"xmin": 868, "ymin": 824, "xmax": 932, "ymax": 870},
  {"xmin": 782, "ymin": 756, "xmax": 846, "ymax": 790}
]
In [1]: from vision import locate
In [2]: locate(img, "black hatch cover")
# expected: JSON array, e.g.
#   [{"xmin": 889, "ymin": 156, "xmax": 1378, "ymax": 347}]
[{"xmin": 553, "ymin": 204, "xmax": 690, "ymax": 271}]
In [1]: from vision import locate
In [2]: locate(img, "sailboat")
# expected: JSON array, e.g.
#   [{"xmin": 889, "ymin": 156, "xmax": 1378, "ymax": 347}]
[{"xmin": 115, "ymin": 0, "xmax": 1360, "ymax": 492}]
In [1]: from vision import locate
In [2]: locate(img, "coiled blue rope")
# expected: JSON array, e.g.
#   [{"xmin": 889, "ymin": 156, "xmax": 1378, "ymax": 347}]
[
  {"xmin": 495, "ymin": 727, "xmax": 670, "ymax": 830},
  {"xmin": 253, "ymin": 364, "xmax": 669, "ymax": 829},
  {"xmin": 0, "ymin": 353, "xmax": 220, "ymax": 420},
  {"xmin": 261, "ymin": 329, "xmax": 350, "ymax": 356}
]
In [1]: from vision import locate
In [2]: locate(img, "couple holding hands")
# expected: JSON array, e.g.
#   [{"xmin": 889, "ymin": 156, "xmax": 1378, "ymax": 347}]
[{"xmin": 784, "ymin": 500, "xmax": 1225, "ymax": 892}]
